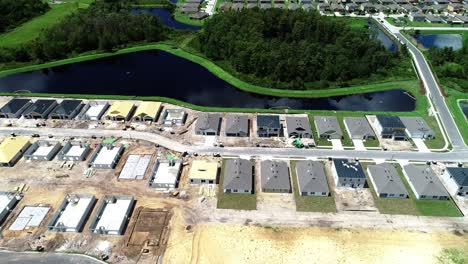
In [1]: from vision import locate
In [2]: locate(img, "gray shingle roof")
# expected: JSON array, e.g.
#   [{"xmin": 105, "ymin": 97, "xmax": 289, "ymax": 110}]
[
  {"xmin": 368, "ymin": 163, "xmax": 408, "ymax": 196},
  {"xmin": 226, "ymin": 115, "xmax": 249, "ymax": 135},
  {"xmin": 23, "ymin": 99, "xmax": 56, "ymax": 116},
  {"xmin": 399, "ymin": 117, "xmax": 433, "ymax": 136},
  {"xmin": 403, "ymin": 165, "xmax": 448, "ymax": 197},
  {"xmin": 344, "ymin": 117, "xmax": 376, "ymax": 138},
  {"xmin": 296, "ymin": 161, "xmax": 329, "ymax": 194},
  {"xmin": 446, "ymin": 167, "xmax": 468, "ymax": 187},
  {"xmin": 261, "ymin": 160, "xmax": 290, "ymax": 190},
  {"xmin": 333, "ymin": 159, "xmax": 366, "ymax": 179},
  {"xmin": 314, "ymin": 116, "xmax": 343, "ymax": 137},
  {"xmin": 50, "ymin": 100, "xmax": 82, "ymax": 116},
  {"xmin": 286, "ymin": 116, "xmax": 312, "ymax": 137},
  {"xmin": 257, "ymin": 115, "xmax": 280, "ymax": 129},
  {"xmin": 0, "ymin": 99, "xmax": 31, "ymax": 115},
  {"xmin": 195, "ymin": 113, "xmax": 220, "ymax": 132},
  {"xmin": 223, "ymin": 159, "xmax": 253, "ymax": 191}
]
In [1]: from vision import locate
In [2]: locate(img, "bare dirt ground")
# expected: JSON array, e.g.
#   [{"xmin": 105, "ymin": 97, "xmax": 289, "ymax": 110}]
[{"xmin": 164, "ymin": 223, "xmax": 468, "ymax": 264}]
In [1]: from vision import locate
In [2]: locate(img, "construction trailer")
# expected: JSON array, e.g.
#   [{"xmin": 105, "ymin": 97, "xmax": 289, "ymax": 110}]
[
  {"xmin": 48, "ymin": 194, "xmax": 97, "ymax": 233},
  {"xmin": 24, "ymin": 141, "xmax": 61, "ymax": 161},
  {"xmin": 89, "ymin": 195, "xmax": 135, "ymax": 235}
]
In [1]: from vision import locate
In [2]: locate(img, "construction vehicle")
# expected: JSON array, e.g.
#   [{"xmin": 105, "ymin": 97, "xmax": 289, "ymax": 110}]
[{"xmin": 293, "ymin": 138, "xmax": 304, "ymax": 148}]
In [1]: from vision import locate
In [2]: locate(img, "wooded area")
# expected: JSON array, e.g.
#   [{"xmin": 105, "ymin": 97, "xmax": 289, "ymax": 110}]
[
  {"xmin": 195, "ymin": 9, "xmax": 406, "ymax": 89},
  {"xmin": 0, "ymin": 0, "xmax": 50, "ymax": 33}
]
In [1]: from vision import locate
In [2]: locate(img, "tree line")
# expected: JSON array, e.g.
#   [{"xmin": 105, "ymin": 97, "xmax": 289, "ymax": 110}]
[
  {"xmin": 427, "ymin": 42, "xmax": 467, "ymax": 92},
  {"xmin": 195, "ymin": 9, "xmax": 405, "ymax": 89},
  {"xmin": 0, "ymin": 0, "xmax": 50, "ymax": 33},
  {"xmin": 0, "ymin": 0, "xmax": 167, "ymax": 64}
]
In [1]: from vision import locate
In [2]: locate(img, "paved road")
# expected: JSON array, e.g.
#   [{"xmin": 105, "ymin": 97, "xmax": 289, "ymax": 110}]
[
  {"xmin": 376, "ymin": 17, "xmax": 467, "ymax": 151},
  {"xmin": 0, "ymin": 251, "xmax": 104, "ymax": 264},
  {"xmin": 2, "ymin": 127, "xmax": 468, "ymax": 162}
]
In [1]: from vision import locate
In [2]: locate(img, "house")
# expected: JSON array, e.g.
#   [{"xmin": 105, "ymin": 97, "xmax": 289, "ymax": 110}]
[
  {"xmin": 343, "ymin": 117, "xmax": 376, "ymax": 140},
  {"xmin": 432, "ymin": 4, "xmax": 448, "ymax": 13},
  {"xmin": 401, "ymin": 4, "xmax": 421, "ymax": 13},
  {"xmin": 48, "ymin": 100, "xmax": 83, "ymax": 120},
  {"xmin": 367, "ymin": 163, "xmax": 408, "ymax": 198},
  {"xmin": 88, "ymin": 144, "xmax": 124, "ymax": 169},
  {"xmin": 24, "ymin": 141, "xmax": 61, "ymax": 161},
  {"xmin": 189, "ymin": 160, "xmax": 219, "ymax": 184},
  {"xmin": 318, "ymin": 3, "xmax": 331, "ymax": 11},
  {"xmin": 400, "ymin": 117, "xmax": 434, "ymax": 139},
  {"xmin": 190, "ymin": 11, "xmax": 209, "ymax": 20},
  {"xmin": 260, "ymin": 3, "xmax": 272, "ymax": 9},
  {"xmin": 104, "ymin": 101, "xmax": 135, "ymax": 121},
  {"xmin": 442, "ymin": 167, "xmax": 468, "ymax": 196},
  {"xmin": 0, "ymin": 98, "xmax": 32, "ymax": 118},
  {"xmin": 22, "ymin": 99, "xmax": 58, "ymax": 119},
  {"xmin": 402, "ymin": 164, "xmax": 449, "ymax": 200},
  {"xmin": 295, "ymin": 160, "xmax": 330, "ymax": 196},
  {"xmin": 314, "ymin": 116, "xmax": 343, "ymax": 139},
  {"xmin": 181, "ymin": 5, "xmax": 199, "ymax": 13},
  {"xmin": 332, "ymin": 159, "xmax": 366, "ymax": 188},
  {"xmin": 0, "ymin": 136, "xmax": 31, "ymax": 167},
  {"xmin": 261, "ymin": 160, "xmax": 291, "ymax": 193},
  {"xmin": 373, "ymin": 115, "xmax": 407, "ymax": 140},
  {"xmin": 257, "ymin": 115, "xmax": 281, "ymax": 137},
  {"xmin": 222, "ymin": 159, "xmax": 253, "ymax": 194},
  {"xmin": 447, "ymin": 2, "xmax": 463, "ymax": 12},
  {"xmin": 79, "ymin": 101, "xmax": 109, "ymax": 121},
  {"xmin": 132, "ymin": 102, "xmax": 161, "ymax": 122},
  {"xmin": 162, "ymin": 109, "xmax": 187, "ymax": 126},
  {"xmin": 148, "ymin": 159, "xmax": 182, "ymax": 189},
  {"xmin": 48, "ymin": 194, "xmax": 96, "ymax": 233},
  {"xmin": 89, "ymin": 195, "xmax": 135, "ymax": 235},
  {"xmin": 425, "ymin": 14, "xmax": 445, "ymax": 23},
  {"xmin": 195, "ymin": 113, "xmax": 221, "ymax": 136},
  {"xmin": 0, "ymin": 192, "xmax": 19, "ymax": 225},
  {"xmin": 346, "ymin": 2, "xmax": 359, "ymax": 11},
  {"xmin": 360, "ymin": 3, "xmax": 377, "ymax": 12},
  {"xmin": 246, "ymin": 3, "xmax": 257, "ymax": 8},
  {"xmin": 444, "ymin": 15, "xmax": 464, "ymax": 23},
  {"xmin": 302, "ymin": 3, "xmax": 314, "ymax": 10},
  {"xmin": 57, "ymin": 141, "xmax": 90, "ymax": 161},
  {"xmin": 286, "ymin": 116, "xmax": 313, "ymax": 139},
  {"xmin": 386, "ymin": 3, "xmax": 401, "ymax": 12},
  {"xmin": 409, "ymin": 12, "xmax": 426, "ymax": 22},
  {"xmin": 231, "ymin": 3, "xmax": 244, "ymax": 10},
  {"xmin": 330, "ymin": 3, "xmax": 345, "ymax": 11},
  {"xmin": 288, "ymin": 3, "xmax": 299, "ymax": 9},
  {"xmin": 225, "ymin": 115, "xmax": 249, "ymax": 137},
  {"xmin": 434, "ymin": 0, "xmax": 449, "ymax": 4}
]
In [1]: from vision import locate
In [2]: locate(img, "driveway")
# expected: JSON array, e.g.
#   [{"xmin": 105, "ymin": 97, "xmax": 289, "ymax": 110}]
[
  {"xmin": 331, "ymin": 139, "xmax": 343, "ymax": 150},
  {"xmin": 413, "ymin": 138, "xmax": 430, "ymax": 153},
  {"xmin": 352, "ymin": 140, "xmax": 366, "ymax": 151}
]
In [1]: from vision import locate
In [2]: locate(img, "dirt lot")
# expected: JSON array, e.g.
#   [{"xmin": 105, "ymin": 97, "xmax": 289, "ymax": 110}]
[{"xmin": 164, "ymin": 224, "xmax": 468, "ymax": 264}]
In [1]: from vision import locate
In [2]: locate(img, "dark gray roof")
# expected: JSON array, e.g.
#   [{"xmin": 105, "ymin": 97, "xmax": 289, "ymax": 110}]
[
  {"xmin": 333, "ymin": 159, "xmax": 366, "ymax": 179},
  {"xmin": 261, "ymin": 160, "xmax": 290, "ymax": 190},
  {"xmin": 403, "ymin": 165, "xmax": 448, "ymax": 197},
  {"xmin": 190, "ymin": 11, "xmax": 209, "ymax": 19},
  {"xmin": 23, "ymin": 100, "xmax": 56, "ymax": 115},
  {"xmin": 344, "ymin": 117, "xmax": 376, "ymax": 138},
  {"xmin": 446, "ymin": 167, "xmax": 468, "ymax": 187},
  {"xmin": 257, "ymin": 115, "xmax": 280, "ymax": 129},
  {"xmin": 286, "ymin": 116, "xmax": 312, "ymax": 136},
  {"xmin": 0, "ymin": 99, "xmax": 31, "ymax": 114},
  {"xmin": 376, "ymin": 115, "xmax": 405, "ymax": 129},
  {"xmin": 223, "ymin": 159, "xmax": 252, "ymax": 191},
  {"xmin": 368, "ymin": 163, "xmax": 408, "ymax": 196},
  {"xmin": 399, "ymin": 117, "xmax": 433, "ymax": 135},
  {"xmin": 314, "ymin": 116, "xmax": 343, "ymax": 137},
  {"xmin": 296, "ymin": 161, "xmax": 329, "ymax": 194},
  {"xmin": 50, "ymin": 100, "xmax": 82, "ymax": 116},
  {"xmin": 226, "ymin": 115, "xmax": 249, "ymax": 135},
  {"xmin": 195, "ymin": 113, "xmax": 220, "ymax": 132}
]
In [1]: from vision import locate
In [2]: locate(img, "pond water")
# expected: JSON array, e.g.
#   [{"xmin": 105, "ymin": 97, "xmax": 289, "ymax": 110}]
[
  {"xmin": 131, "ymin": 8, "xmax": 200, "ymax": 31},
  {"xmin": 414, "ymin": 34, "xmax": 463, "ymax": 50},
  {"xmin": 0, "ymin": 51, "xmax": 415, "ymax": 111},
  {"xmin": 368, "ymin": 23, "xmax": 397, "ymax": 52},
  {"xmin": 460, "ymin": 101, "xmax": 468, "ymax": 120}
]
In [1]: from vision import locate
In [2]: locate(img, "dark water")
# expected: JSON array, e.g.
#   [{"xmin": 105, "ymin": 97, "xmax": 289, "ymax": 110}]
[
  {"xmin": 0, "ymin": 51, "xmax": 416, "ymax": 111},
  {"xmin": 132, "ymin": 8, "xmax": 200, "ymax": 31},
  {"xmin": 369, "ymin": 23, "xmax": 397, "ymax": 52},
  {"xmin": 460, "ymin": 101, "xmax": 468, "ymax": 120},
  {"xmin": 414, "ymin": 34, "xmax": 463, "ymax": 50}
]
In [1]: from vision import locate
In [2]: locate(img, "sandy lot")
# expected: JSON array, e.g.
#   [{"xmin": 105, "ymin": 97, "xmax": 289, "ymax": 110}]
[{"xmin": 164, "ymin": 224, "xmax": 468, "ymax": 264}]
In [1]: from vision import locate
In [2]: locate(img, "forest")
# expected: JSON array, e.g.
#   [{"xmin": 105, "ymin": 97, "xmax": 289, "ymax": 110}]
[
  {"xmin": 195, "ymin": 9, "xmax": 407, "ymax": 89},
  {"xmin": 0, "ymin": 0, "xmax": 167, "ymax": 63},
  {"xmin": 0, "ymin": 0, "xmax": 50, "ymax": 33}
]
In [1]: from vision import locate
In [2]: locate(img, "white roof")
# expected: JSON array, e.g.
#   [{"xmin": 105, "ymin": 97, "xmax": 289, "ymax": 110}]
[
  {"xmin": 94, "ymin": 146, "xmax": 121, "ymax": 166},
  {"xmin": 33, "ymin": 145, "xmax": 55, "ymax": 156},
  {"xmin": 54, "ymin": 196, "xmax": 93, "ymax": 231},
  {"xmin": 165, "ymin": 111, "xmax": 185, "ymax": 120},
  {"xmin": 9, "ymin": 206, "xmax": 50, "ymax": 231},
  {"xmin": 95, "ymin": 198, "xmax": 132, "ymax": 233},
  {"xmin": 85, "ymin": 103, "xmax": 107, "ymax": 118},
  {"xmin": 0, "ymin": 194, "xmax": 14, "ymax": 213},
  {"xmin": 65, "ymin": 145, "xmax": 87, "ymax": 157},
  {"xmin": 152, "ymin": 161, "xmax": 181, "ymax": 184},
  {"xmin": 119, "ymin": 155, "xmax": 151, "ymax": 180}
]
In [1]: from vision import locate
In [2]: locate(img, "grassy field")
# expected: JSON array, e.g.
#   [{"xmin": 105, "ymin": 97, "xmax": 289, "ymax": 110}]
[
  {"xmin": 217, "ymin": 160, "xmax": 257, "ymax": 210},
  {"xmin": 363, "ymin": 139, "xmax": 380, "ymax": 148},
  {"xmin": 173, "ymin": 0, "xmax": 205, "ymax": 26},
  {"xmin": 0, "ymin": 0, "xmax": 94, "ymax": 48},
  {"xmin": 386, "ymin": 17, "xmax": 467, "ymax": 28},
  {"xmin": 290, "ymin": 161, "xmax": 337, "ymax": 213},
  {"xmin": 338, "ymin": 117, "xmax": 354, "ymax": 148}
]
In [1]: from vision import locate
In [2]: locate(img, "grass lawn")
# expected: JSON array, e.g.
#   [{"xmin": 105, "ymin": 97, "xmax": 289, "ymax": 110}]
[
  {"xmin": 290, "ymin": 161, "xmax": 337, "ymax": 213},
  {"xmin": 423, "ymin": 115, "xmax": 447, "ymax": 150},
  {"xmin": 338, "ymin": 117, "xmax": 354, "ymax": 148},
  {"xmin": 173, "ymin": 0, "xmax": 205, "ymax": 26},
  {"xmin": 386, "ymin": 17, "xmax": 467, "ymax": 28},
  {"xmin": 0, "ymin": 0, "xmax": 93, "ymax": 48},
  {"xmin": 363, "ymin": 139, "xmax": 380, "ymax": 148},
  {"xmin": 333, "ymin": 16, "xmax": 369, "ymax": 31},
  {"xmin": 217, "ymin": 160, "xmax": 256, "ymax": 210}
]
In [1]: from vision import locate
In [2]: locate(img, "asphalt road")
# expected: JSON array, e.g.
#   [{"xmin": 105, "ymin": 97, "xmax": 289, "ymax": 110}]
[
  {"xmin": 1, "ymin": 127, "xmax": 467, "ymax": 162},
  {"xmin": 0, "ymin": 251, "xmax": 104, "ymax": 264}
]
